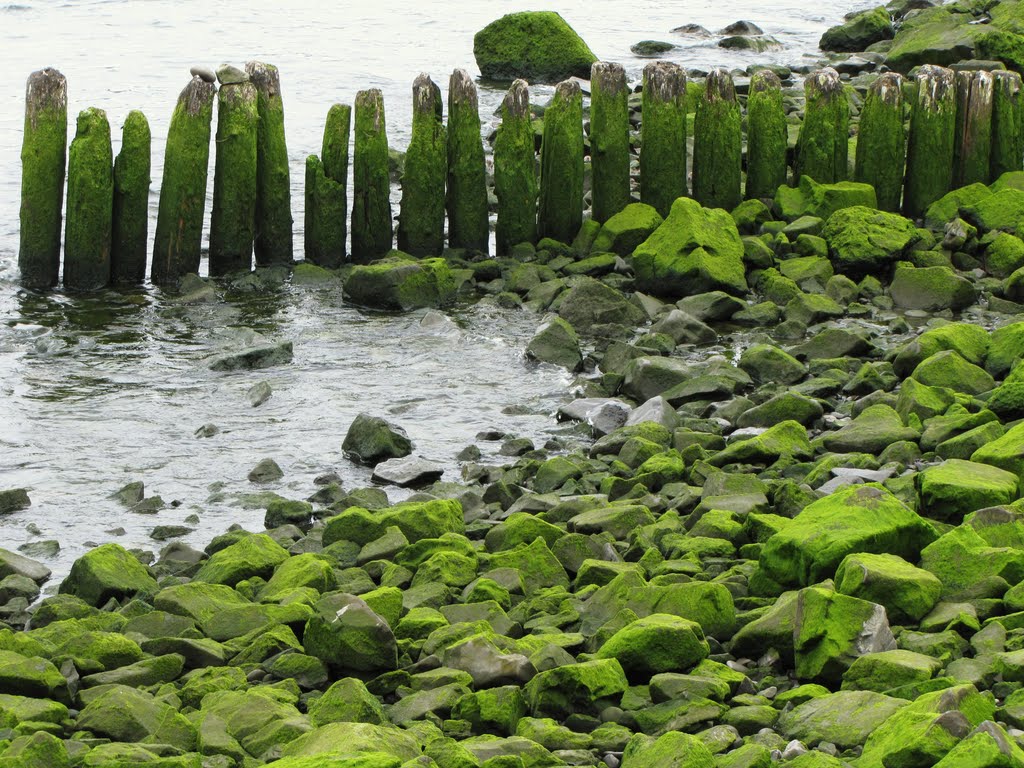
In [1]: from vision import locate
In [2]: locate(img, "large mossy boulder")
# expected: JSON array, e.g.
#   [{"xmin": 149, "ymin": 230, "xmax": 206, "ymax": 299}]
[
  {"xmin": 590, "ymin": 202, "xmax": 664, "ymax": 256},
  {"xmin": 884, "ymin": 0, "xmax": 1024, "ymax": 73},
  {"xmin": 192, "ymin": 533, "xmax": 290, "ymax": 586},
  {"xmin": 820, "ymin": 403, "xmax": 920, "ymax": 453},
  {"xmin": 820, "ymin": 6, "xmax": 893, "ymax": 52},
  {"xmin": 835, "ymin": 552, "xmax": 942, "ymax": 623},
  {"xmin": 778, "ymin": 689, "xmax": 906, "ymax": 748},
  {"xmin": 890, "ymin": 263, "xmax": 977, "ymax": 311},
  {"xmin": 343, "ymin": 252, "xmax": 457, "ymax": 310},
  {"xmin": 553, "ymin": 275, "xmax": 647, "ymax": 332},
  {"xmin": 757, "ymin": 484, "xmax": 938, "ymax": 590},
  {"xmin": 821, "ymin": 206, "xmax": 918, "ymax": 277},
  {"xmin": 973, "ymin": 420, "xmax": 1024, "ymax": 480},
  {"xmin": 632, "ymin": 196, "xmax": 747, "ymax": 299},
  {"xmin": 596, "ymin": 614, "xmax": 709, "ymax": 679},
  {"xmin": 58, "ymin": 543, "xmax": 158, "ymax": 607},
  {"xmin": 304, "ymin": 593, "xmax": 398, "ymax": 673},
  {"xmin": 0, "ymin": 650, "xmax": 68, "ymax": 702},
  {"xmin": 322, "ymin": 498, "xmax": 464, "ymax": 547},
  {"xmin": 279, "ymin": 722, "xmax": 421, "ymax": 763},
  {"xmin": 917, "ymin": 459, "xmax": 1020, "ymax": 522},
  {"xmin": 525, "ymin": 658, "xmax": 629, "ymax": 719},
  {"xmin": 77, "ymin": 684, "xmax": 197, "ymax": 748},
  {"xmin": 473, "ymin": 12, "xmax": 597, "ymax": 83},
  {"xmin": 775, "ymin": 176, "xmax": 877, "ymax": 222}
]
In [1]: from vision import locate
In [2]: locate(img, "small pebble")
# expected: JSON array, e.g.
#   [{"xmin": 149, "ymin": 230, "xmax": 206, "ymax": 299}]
[{"xmin": 190, "ymin": 65, "xmax": 216, "ymax": 83}]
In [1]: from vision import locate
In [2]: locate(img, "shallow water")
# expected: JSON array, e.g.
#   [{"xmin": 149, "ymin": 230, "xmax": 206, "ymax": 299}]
[{"xmin": 0, "ymin": 0, "xmax": 873, "ymax": 583}]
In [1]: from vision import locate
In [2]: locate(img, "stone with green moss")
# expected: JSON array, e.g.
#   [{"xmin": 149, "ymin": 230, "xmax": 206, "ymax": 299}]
[
  {"xmin": 932, "ymin": 721, "xmax": 1024, "ymax": 767},
  {"xmin": 692, "ymin": 68, "xmax": 741, "ymax": 211},
  {"xmin": 324, "ymin": 498, "xmax": 464, "ymax": 548},
  {"xmin": 641, "ymin": 61, "xmax": 687, "ymax": 217},
  {"xmin": 709, "ymin": 420, "xmax": 812, "ymax": 467},
  {"xmin": 453, "ymin": 685, "xmax": 527, "ymax": 736},
  {"xmin": 796, "ymin": 68, "xmax": 848, "ymax": 185},
  {"xmin": 308, "ymin": 677, "xmax": 387, "ymax": 727},
  {"xmin": 446, "ymin": 69, "xmax": 489, "ymax": 253},
  {"xmin": 78, "ymin": 684, "xmax": 197, "ymax": 748},
  {"xmin": 152, "ymin": 76, "xmax": 215, "ymax": 286},
  {"xmin": 961, "ymin": 187, "xmax": 1024, "ymax": 232},
  {"xmin": 890, "ymin": 262, "xmax": 977, "ymax": 311},
  {"xmin": 261, "ymin": 553, "xmax": 336, "ymax": 601},
  {"xmin": 596, "ymin": 613, "xmax": 709, "ymax": 679},
  {"xmin": 590, "ymin": 202, "xmax": 663, "ymax": 257},
  {"xmin": 893, "ymin": 322, "xmax": 990, "ymax": 378},
  {"xmin": 621, "ymin": 731, "xmax": 715, "ymax": 767},
  {"xmin": 855, "ymin": 72, "xmax": 905, "ymax": 212},
  {"xmin": 842, "ymin": 649, "xmax": 942, "ymax": 693},
  {"xmin": 0, "ymin": 651, "xmax": 67, "ymax": 702},
  {"xmin": 775, "ymin": 175, "xmax": 877, "ymax": 221},
  {"xmin": 53, "ymin": 628, "xmax": 142, "ymax": 672},
  {"xmin": 758, "ymin": 484, "xmax": 937, "ymax": 589},
  {"xmin": 632, "ymin": 196, "xmax": 746, "ymax": 298},
  {"xmin": 351, "ymin": 89, "xmax": 393, "ymax": 262},
  {"xmin": 111, "ymin": 110, "xmax": 150, "ymax": 285},
  {"xmin": 305, "ymin": 104, "xmax": 350, "ymax": 267},
  {"xmin": 903, "ymin": 65, "xmax": 956, "ymax": 220},
  {"xmin": 918, "ymin": 459, "xmax": 1019, "ymax": 523},
  {"xmin": 746, "ymin": 69, "xmax": 788, "ymax": 200},
  {"xmin": 305, "ymin": 593, "xmax": 398, "ymax": 673},
  {"xmin": 344, "ymin": 251, "xmax": 458, "ymax": 310},
  {"xmin": 538, "ymin": 80, "xmax": 583, "ymax": 243},
  {"xmin": 63, "ymin": 107, "xmax": 112, "ymax": 290},
  {"xmin": 525, "ymin": 657, "xmax": 628, "ymax": 718},
  {"xmin": 590, "ymin": 61, "xmax": 630, "ymax": 223},
  {"xmin": 19, "ymin": 68, "xmax": 66, "ymax": 290},
  {"xmin": 209, "ymin": 82, "xmax": 257, "ymax": 276},
  {"xmin": 525, "ymin": 316, "xmax": 582, "ymax": 371},
  {"xmin": 473, "ymin": 11, "xmax": 597, "ymax": 83},
  {"xmin": 0, "ymin": 732, "xmax": 69, "ymax": 768},
  {"xmin": 779, "ymin": 687, "xmax": 906, "ymax": 748},
  {"xmin": 193, "ymin": 533, "xmax": 289, "ymax": 586},
  {"xmin": 912, "ymin": 350, "xmax": 994, "ymax": 395},
  {"xmin": 835, "ymin": 552, "xmax": 942, "ymax": 623},
  {"xmin": 991, "ymin": 70, "xmax": 1023, "ymax": 181},
  {"xmin": 920, "ymin": 522, "xmax": 1024, "ymax": 598},
  {"xmin": 493, "ymin": 79, "xmax": 536, "ymax": 254},
  {"xmin": 820, "ymin": 205, "xmax": 917, "ymax": 276},
  {"xmin": 820, "ymin": 6, "xmax": 893, "ymax": 52},
  {"xmin": 58, "ymin": 542, "xmax": 157, "ymax": 607}
]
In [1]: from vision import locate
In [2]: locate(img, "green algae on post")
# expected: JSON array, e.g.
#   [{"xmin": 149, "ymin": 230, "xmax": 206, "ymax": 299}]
[
  {"xmin": 692, "ymin": 68, "xmax": 741, "ymax": 211},
  {"xmin": 953, "ymin": 69, "xmax": 994, "ymax": 188},
  {"xmin": 246, "ymin": 61, "xmax": 293, "ymax": 266},
  {"xmin": 903, "ymin": 65, "xmax": 956, "ymax": 220},
  {"xmin": 111, "ymin": 110, "xmax": 151, "ymax": 286},
  {"xmin": 745, "ymin": 69, "xmax": 788, "ymax": 200},
  {"xmin": 398, "ymin": 74, "xmax": 446, "ymax": 257},
  {"xmin": 446, "ymin": 69, "xmax": 489, "ymax": 253},
  {"xmin": 64, "ymin": 107, "xmax": 113, "ymax": 291},
  {"xmin": 19, "ymin": 67, "xmax": 67, "ymax": 290},
  {"xmin": 854, "ymin": 72, "xmax": 906, "ymax": 213},
  {"xmin": 991, "ymin": 70, "xmax": 1023, "ymax": 179},
  {"xmin": 796, "ymin": 68, "xmax": 849, "ymax": 185},
  {"xmin": 538, "ymin": 79, "xmax": 583, "ymax": 243},
  {"xmin": 152, "ymin": 76, "xmax": 216, "ymax": 286},
  {"xmin": 351, "ymin": 89, "xmax": 393, "ymax": 263},
  {"xmin": 494, "ymin": 78, "xmax": 537, "ymax": 254},
  {"xmin": 640, "ymin": 61, "xmax": 687, "ymax": 217},
  {"xmin": 590, "ymin": 61, "xmax": 630, "ymax": 223},
  {"xmin": 209, "ymin": 82, "xmax": 258, "ymax": 276},
  {"xmin": 304, "ymin": 104, "xmax": 350, "ymax": 268}
]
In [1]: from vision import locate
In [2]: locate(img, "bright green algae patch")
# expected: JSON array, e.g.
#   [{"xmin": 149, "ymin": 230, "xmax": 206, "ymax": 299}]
[{"xmin": 473, "ymin": 11, "xmax": 597, "ymax": 83}]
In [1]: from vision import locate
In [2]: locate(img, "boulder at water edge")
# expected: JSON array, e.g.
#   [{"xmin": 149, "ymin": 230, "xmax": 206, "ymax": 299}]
[{"xmin": 473, "ymin": 11, "xmax": 597, "ymax": 83}]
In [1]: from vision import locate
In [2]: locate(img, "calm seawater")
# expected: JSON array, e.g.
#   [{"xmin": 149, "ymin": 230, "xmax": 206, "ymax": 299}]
[{"xmin": 0, "ymin": 0, "xmax": 871, "ymax": 583}]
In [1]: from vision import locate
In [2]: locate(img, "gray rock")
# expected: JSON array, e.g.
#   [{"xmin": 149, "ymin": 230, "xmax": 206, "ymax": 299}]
[
  {"xmin": 216, "ymin": 63, "xmax": 249, "ymax": 85},
  {"xmin": 190, "ymin": 65, "xmax": 216, "ymax": 83},
  {"xmin": 650, "ymin": 309, "xmax": 717, "ymax": 344},
  {"xmin": 0, "ymin": 574, "xmax": 40, "ymax": 603},
  {"xmin": 343, "ymin": 413, "xmax": 413, "ymax": 466},
  {"xmin": 625, "ymin": 396, "xmax": 679, "ymax": 430},
  {"xmin": 0, "ymin": 548, "xmax": 51, "ymax": 583},
  {"xmin": 672, "ymin": 23, "xmax": 712, "ymax": 37},
  {"xmin": 720, "ymin": 20, "xmax": 764, "ymax": 35},
  {"xmin": 526, "ymin": 316, "xmax": 583, "ymax": 370},
  {"xmin": 443, "ymin": 634, "xmax": 537, "ymax": 686},
  {"xmin": 150, "ymin": 525, "xmax": 193, "ymax": 542},
  {"xmin": 18, "ymin": 540, "xmax": 59, "ymax": 559},
  {"xmin": 371, "ymin": 456, "xmax": 445, "ymax": 488},
  {"xmin": 112, "ymin": 481, "xmax": 145, "ymax": 507},
  {"xmin": 631, "ymin": 40, "xmax": 677, "ymax": 57},
  {"xmin": 209, "ymin": 341, "xmax": 294, "ymax": 371},
  {"xmin": 248, "ymin": 381, "xmax": 272, "ymax": 407},
  {"xmin": 248, "ymin": 458, "xmax": 284, "ymax": 483},
  {"xmin": 0, "ymin": 489, "xmax": 31, "ymax": 515},
  {"xmin": 195, "ymin": 423, "xmax": 220, "ymax": 438}
]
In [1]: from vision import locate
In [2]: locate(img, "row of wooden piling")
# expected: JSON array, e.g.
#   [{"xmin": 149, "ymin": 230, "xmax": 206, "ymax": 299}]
[{"xmin": 17, "ymin": 60, "xmax": 1024, "ymax": 291}]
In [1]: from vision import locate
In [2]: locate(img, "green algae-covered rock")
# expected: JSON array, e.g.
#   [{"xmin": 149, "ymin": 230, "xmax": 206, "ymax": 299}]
[
  {"xmin": 912, "ymin": 350, "xmax": 995, "ymax": 395},
  {"xmin": 525, "ymin": 657, "xmax": 628, "ymax": 719},
  {"xmin": 323, "ymin": 499, "xmax": 463, "ymax": 547},
  {"xmin": 473, "ymin": 12, "xmax": 597, "ymax": 83},
  {"xmin": 344, "ymin": 252, "xmax": 457, "ymax": 310},
  {"xmin": 261, "ymin": 553, "xmax": 336, "ymax": 601},
  {"xmin": 924, "ymin": 182, "xmax": 992, "ymax": 229},
  {"xmin": 59, "ymin": 542, "xmax": 158, "ymax": 607},
  {"xmin": 919, "ymin": 521, "xmax": 1024, "ymax": 598},
  {"xmin": 554, "ymin": 275, "xmax": 647, "ymax": 332},
  {"xmin": 632, "ymin": 196, "xmax": 747, "ymax": 298},
  {"xmin": 931, "ymin": 720, "xmax": 1024, "ymax": 767},
  {"xmin": 778, "ymin": 689, "xmax": 906, "ymax": 748},
  {"xmin": 279, "ymin": 722, "xmax": 420, "ymax": 763},
  {"xmin": 195, "ymin": 686, "xmax": 311, "ymax": 759},
  {"xmin": 820, "ymin": 205, "xmax": 917, "ymax": 277},
  {"xmin": 193, "ymin": 533, "xmax": 290, "ymax": 586},
  {"xmin": 453, "ymin": 685, "xmax": 527, "ymax": 736},
  {"xmin": 77, "ymin": 684, "xmax": 196, "ymax": 748},
  {"xmin": 890, "ymin": 263, "xmax": 977, "ymax": 311},
  {"xmin": 961, "ymin": 187, "xmax": 1024, "ymax": 232},
  {"xmin": 835, "ymin": 552, "xmax": 942, "ymax": 623},
  {"xmin": 0, "ymin": 732, "xmax": 69, "ymax": 768},
  {"xmin": 309, "ymin": 677, "xmax": 388, "ymax": 727},
  {"xmin": 987, "ymin": 321, "xmax": 1024, "ymax": 378},
  {"xmin": 775, "ymin": 176, "xmax": 877, "ymax": 222},
  {"xmin": 820, "ymin": 6, "xmax": 893, "ymax": 52},
  {"xmin": 53, "ymin": 629, "xmax": 143, "ymax": 672},
  {"xmin": 525, "ymin": 316, "xmax": 582, "ymax": 371},
  {"xmin": 304, "ymin": 593, "xmax": 398, "ymax": 673},
  {"xmin": 793, "ymin": 588, "xmax": 896, "ymax": 685},
  {"xmin": 708, "ymin": 420, "xmax": 812, "ymax": 467},
  {"xmin": 822, "ymin": 403, "xmax": 920, "ymax": 453},
  {"xmin": 842, "ymin": 649, "xmax": 942, "ymax": 693},
  {"xmin": 591, "ymin": 202, "xmax": 663, "ymax": 256},
  {"xmin": 596, "ymin": 614, "xmax": 709, "ymax": 679},
  {"xmin": 918, "ymin": 459, "xmax": 1019, "ymax": 522},
  {"xmin": 972, "ymin": 420, "xmax": 1024, "ymax": 481},
  {"xmin": 620, "ymin": 731, "xmax": 715, "ymax": 767},
  {"xmin": 758, "ymin": 484, "xmax": 937, "ymax": 589},
  {"xmin": 893, "ymin": 322, "xmax": 990, "ymax": 378},
  {"xmin": 0, "ymin": 651, "xmax": 67, "ymax": 702},
  {"xmin": 153, "ymin": 581, "xmax": 251, "ymax": 628}
]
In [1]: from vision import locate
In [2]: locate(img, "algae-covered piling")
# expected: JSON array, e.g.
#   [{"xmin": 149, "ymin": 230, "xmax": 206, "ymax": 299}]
[
  {"xmin": 304, "ymin": 104, "xmax": 350, "ymax": 268},
  {"xmin": 351, "ymin": 89, "xmax": 393, "ymax": 263},
  {"xmin": 152, "ymin": 76, "xmax": 216, "ymax": 286},
  {"xmin": 745, "ymin": 69, "xmax": 788, "ymax": 200},
  {"xmin": 111, "ymin": 110, "xmax": 151, "ymax": 286},
  {"xmin": 903, "ymin": 65, "xmax": 956, "ymax": 220},
  {"xmin": 953, "ymin": 69, "xmax": 994, "ymax": 188},
  {"xmin": 796, "ymin": 68, "xmax": 849, "ymax": 185},
  {"xmin": 990, "ymin": 70, "xmax": 1022, "ymax": 180},
  {"xmin": 398, "ymin": 74, "xmax": 447, "ymax": 257},
  {"xmin": 494, "ymin": 79, "xmax": 537, "ymax": 254},
  {"xmin": 209, "ymin": 81, "xmax": 258, "ymax": 276},
  {"xmin": 19, "ymin": 68, "xmax": 67, "ymax": 289},
  {"xmin": 538, "ymin": 80, "xmax": 584, "ymax": 243},
  {"xmin": 247, "ymin": 61, "xmax": 293, "ymax": 266},
  {"xmin": 64, "ymin": 107, "xmax": 113, "ymax": 291},
  {"xmin": 854, "ymin": 72, "xmax": 906, "ymax": 213},
  {"xmin": 446, "ymin": 69, "xmax": 489, "ymax": 253},
  {"xmin": 692, "ymin": 68, "xmax": 741, "ymax": 211},
  {"xmin": 640, "ymin": 61, "xmax": 687, "ymax": 217},
  {"xmin": 589, "ymin": 61, "xmax": 630, "ymax": 223}
]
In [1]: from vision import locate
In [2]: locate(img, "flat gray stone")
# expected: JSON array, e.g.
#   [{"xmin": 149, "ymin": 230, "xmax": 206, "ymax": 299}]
[
  {"xmin": 372, "ymin": 456, "xmax": 444, "ymax": 488},
  {"xmin": 190, "ymin": 65, "xmax": 216, "ymax": 83},
  {"xmin": 210, "ymin": 342, "xmax": 293, "ymax": 371},
  {"xmin": 216, "ymin": 64, "xmax": 249, "ymax": 85},
  {"xmin": 0, "ymin": 548, "xmax": 51, "ymax": 583}
]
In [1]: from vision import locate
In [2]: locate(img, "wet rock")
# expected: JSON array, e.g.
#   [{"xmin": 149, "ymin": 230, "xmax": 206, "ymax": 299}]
[
  {"xmin": 0, "ymin": 489, "xmax": 31, "ymax": 515},
  {"xmin": 247, "ymin": 457, "xmax": 284, "ymax": 483},
  {"xmin": 343, "ymin": 413, "xmax": 414, "ymax": 466},
  {"xmin": 631, "ymin": 40, "xmax": 677, "ymax": 57},
  {"xmin": 371, "ymin": 455, "xmax": 444, "ymax": 488},
  {"xmin": 820, "ymin": 6, "xmax": 894, "ymax": 52},
  {"xmin": 304, "ymin": 593, "xmax": 398, "ymax": 673},
  {"xmin": 720, "ymin": 20, "xmax": 764, "ymax": 35},
  {"xmin": 215, "ymin": 63, "xmax": 248, "ymax": 85},
  {"xmin": 0, "ymin": 548, "xmax": 51, "ymax": 583},
  {"xmin": 209, "ymin": 341, "xmax": 294, "ymax": 371},
  {"xmin": 248, "ymin": 380, "xmax": 272, "ymax": 407},
  {"xmin": 474, "ymin": 11, "xmax": 597, "ymax": 83},
  {"xmin": 526, "ymin": 315, "xmax": 583, "ymax": 370},
  {"xmin": 343, "ymin": 252, "xmax": 458, "ymax": 310},
  {"xmin": 58, "ymin": 543, "xmax": 157, "ymax": 607}
]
